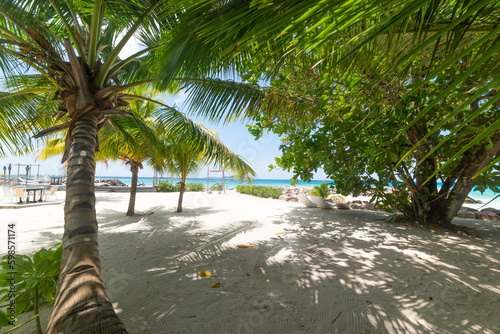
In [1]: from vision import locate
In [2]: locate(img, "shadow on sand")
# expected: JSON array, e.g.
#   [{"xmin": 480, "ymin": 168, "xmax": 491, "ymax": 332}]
[{"xmin": 89, "ymin": 203, "xmax": 500, "ymax": 334}]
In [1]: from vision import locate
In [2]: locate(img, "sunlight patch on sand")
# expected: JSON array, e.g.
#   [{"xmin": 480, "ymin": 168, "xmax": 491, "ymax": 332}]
[
  {"xmin": 266, "ymin": 247, "xmax": 294, "ymax": 265},
  {"xmin": 401, "ymin": 249, "xmax": 459, "ymax": 270},
  {"xmin": 102, "ymin": 218, "xmax": 151, "ymax": 233}
]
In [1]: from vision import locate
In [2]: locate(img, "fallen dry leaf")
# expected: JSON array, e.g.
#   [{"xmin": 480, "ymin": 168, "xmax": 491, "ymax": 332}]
[
  {"xmin": 211, "ymin": 283, "xmax": 220, "ymax": 288},
  {"xmin": 146, "ymin": 280, "xmax": 153, "ymax": 284},
  {"xmin": 237, "ymin": 244, "xmax": 254, "ymax": 248},
  {"xmin": 199, "ymin": 270, "xmax": 215, "ymax": 277}
]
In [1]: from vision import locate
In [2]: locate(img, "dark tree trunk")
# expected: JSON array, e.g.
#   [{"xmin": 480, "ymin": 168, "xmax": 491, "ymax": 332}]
[
  {"xmin": 427, "ymin": 133, "xmax": 500, "ymax": 226},
  {"xmin": 177, "ymin": 181, "xmax": 185, "ymax": 212},
  {"xmin": 126, "ymin": 163, "xmax": 139, "ymax": 216},
  {"xmin": 47, "ymin": 114, "xmax": 127, "ymax": 334},
  {"xmin": 411, "ymin": 132, "xmax": 500, "ymax": 227},
  {"xmin": 404, "ymin": 125, "xmax": 439, "ymax": 224}
]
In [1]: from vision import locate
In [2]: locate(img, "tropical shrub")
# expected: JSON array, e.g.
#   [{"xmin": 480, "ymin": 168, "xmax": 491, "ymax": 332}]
[
  {"xmin": 235, "ymin": 185, "xmax": 282, "ymax": 199},
  {"xmin": 157, "ymin": 182, "xmax": 180, "ymax": 192},
  {"xmin": 186, "ymin": 183, "xmax": 204, "ymax": 192},
  {"xmin": 157, "ymin": 182, "xmax": 204, "ymax": 192},
  {"xmin": 311, "ymin": 183, "xmax": 331, "ymax": 199},
  {"xmin": 0, "ymin": 242, "xmax": 62, "ymax": 333}
]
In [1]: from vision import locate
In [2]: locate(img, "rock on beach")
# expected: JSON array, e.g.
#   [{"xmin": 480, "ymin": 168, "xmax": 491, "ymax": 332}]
[{"xmin": 277, "ymin": 186, "xmax": 500, "ymax": 221}]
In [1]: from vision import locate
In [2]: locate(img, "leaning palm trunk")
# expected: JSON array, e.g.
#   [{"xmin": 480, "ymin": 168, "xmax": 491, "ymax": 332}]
[
  {"xmin": 177, "ymin": 181, "xmax": 185, "ymax": 212},
  {"xmin": 47, "ymin": 115, "xmax": 127, "ymax": 333},
  {"xmin": 126, "ymin": 163, "xmax": 139, "ymax": 216},
  {"xmin": 425, "ymin": 134, "xmax": 500, "ymax": 226}
]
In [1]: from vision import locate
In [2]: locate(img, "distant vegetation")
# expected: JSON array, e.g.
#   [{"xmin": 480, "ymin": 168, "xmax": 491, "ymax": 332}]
[
  {"xmin": 157, "ymin": 182, "xmax": 204, "ymax": 192},
  {"xmin": 187, "ymin": 183, "xmax": 205, "ymax": 192},
  {"xmin": 157, "ymin": 182, "xmax": 179, "ymax": 192},
  {"xmin": 235, "ymin": 185, "xmax": 282, "ymax": 199}
]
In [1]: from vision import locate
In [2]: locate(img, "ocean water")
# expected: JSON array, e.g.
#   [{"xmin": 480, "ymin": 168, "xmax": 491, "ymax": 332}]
[
  {"xmin": 95, "ymin": 176, "xmax": 499, "ymax": 203},
  {"xmin": 96, "ymin": 176, "xmax": 329, "ymax": 189}
]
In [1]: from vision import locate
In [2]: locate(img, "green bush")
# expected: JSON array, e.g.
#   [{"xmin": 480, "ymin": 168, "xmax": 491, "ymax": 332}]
[
  {"xmin": 158, "ymin": 182, "xmax": 205, "ymax": 192},
  {"xmin": 235, "ymin": 185, "xmax": 282, "ymax": 199},
  {"xmin": 186, "ymin": 183, "xmax": 204, "ymax": 192},
  {"xmin": 0, "ymin": 242, "xmax": 62, "ymax": 333},
  {"xmin": 157, "ymin": 182, "xmax": 180, "ymax": 192}
]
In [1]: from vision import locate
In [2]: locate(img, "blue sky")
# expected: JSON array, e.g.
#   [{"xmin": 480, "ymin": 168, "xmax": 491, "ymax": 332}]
[
  {"xmin": 0, "ymin": 35, "xmax": 328, "ymax": 180},
  {"xmin": 0, "ymin": 91, "xmax": 328, "ymax": 179},
  {"xmin": 166, "ymin": 92, "xmax": 327, "ymax": 180}
]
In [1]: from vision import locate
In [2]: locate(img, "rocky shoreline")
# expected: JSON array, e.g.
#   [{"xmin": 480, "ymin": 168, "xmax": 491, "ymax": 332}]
[
  {"xmin": 275, "ymin": 186, "xmax": 500, "ymax": 222},
  {"xmin": 95, "ymin": 179, "xmax": 128, "ymax": 187}
]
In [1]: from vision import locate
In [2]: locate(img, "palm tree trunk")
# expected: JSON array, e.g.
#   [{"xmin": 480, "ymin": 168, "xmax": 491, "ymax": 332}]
[
  {"xmin": 126, "ymin": 163, "xmax": 139, "ymax": 216},
  {"xmin": 177, "ymin": 181, "xmax": 185, "ymax": 212},
  {"xmin": 47, "ymin": 114, "xmax": 127, "ymax": 334}
]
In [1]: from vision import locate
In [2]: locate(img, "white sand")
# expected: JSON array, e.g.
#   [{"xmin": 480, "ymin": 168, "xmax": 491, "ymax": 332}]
[{"xmin": 2, "ymin": 190, "xmax": 500, "ymax": 333}]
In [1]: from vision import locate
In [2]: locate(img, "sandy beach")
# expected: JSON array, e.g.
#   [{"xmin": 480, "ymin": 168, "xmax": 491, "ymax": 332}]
[{"xmin": 2, "ymin": 190, "xmax": 500, "ymax": 333}]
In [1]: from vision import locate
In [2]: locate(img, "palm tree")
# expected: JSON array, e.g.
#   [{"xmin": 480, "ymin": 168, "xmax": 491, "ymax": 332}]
[
  {"xmin": 96, "ymin": 98, "xmax": 165, "ymax": 217},
  {"xmin": 0, "ymin": 1, "xmax": 278, "ymax": 332},
  {"xmin": 96, "ymin": 92, "xmax": 257, "ymax": 215},
  {"xmin": 161, "ymin": 127, "xmax": 255, "ymax": 212},
  {"xmin": 311, "ymin": 182, "xmax": 330, "ymax": 199},
  {"xmin": 39, "ymin": 116, "xmax": 163, "ymax": 217},
  {"xmin": 0, "ymin": 1, "xmax": 316, "ymax": 332},
  {"xmin": 0, "ymin": 0, "xmax": 176, "ymax": 328}
]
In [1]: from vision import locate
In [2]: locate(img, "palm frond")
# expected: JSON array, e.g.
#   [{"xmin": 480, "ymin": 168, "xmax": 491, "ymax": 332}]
[
  {"xmin": 0, "ymin": 88, "xmax": 57, "ymax": 155},
  {"xmin": 180, "ymin": 77, "xmax": 316, "ymax": 125}
]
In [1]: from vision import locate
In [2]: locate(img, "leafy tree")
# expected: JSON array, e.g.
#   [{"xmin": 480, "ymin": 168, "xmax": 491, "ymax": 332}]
[
  {"xmin": 173, "ymin": 0, "xmax": 500, "ymax": 227},
  {"xmin": 251, "ymin": 55, "xmax": 500, "ymax": 226}
]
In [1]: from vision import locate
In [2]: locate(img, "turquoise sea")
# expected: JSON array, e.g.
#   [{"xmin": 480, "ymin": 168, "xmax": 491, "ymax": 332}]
[
  {"xmin": 96, "ymin": 176, "xmax": 499, "ymax": 203},
  {"xmin": 97, "ymin": 176, "xmax": 330, "ymax": 190}
]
